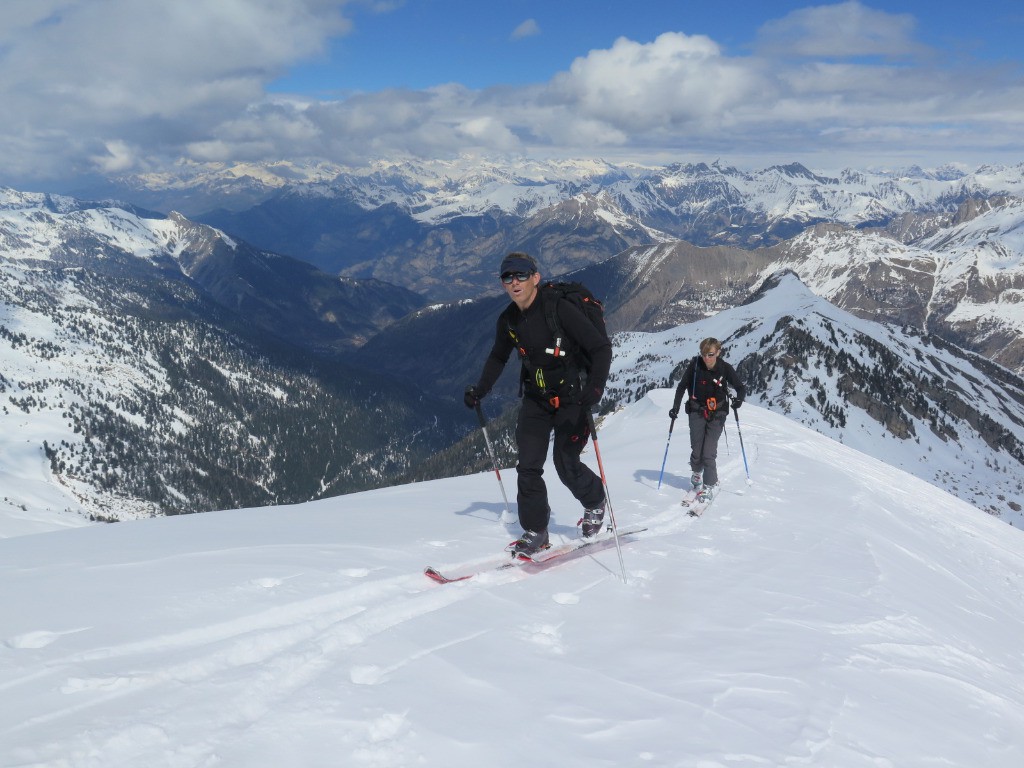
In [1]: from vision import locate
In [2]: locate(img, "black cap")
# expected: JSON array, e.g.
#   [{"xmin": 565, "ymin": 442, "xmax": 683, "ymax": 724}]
[{"xmin": 499, "ymin": 252, "xmax": 538, "ymax": 275}]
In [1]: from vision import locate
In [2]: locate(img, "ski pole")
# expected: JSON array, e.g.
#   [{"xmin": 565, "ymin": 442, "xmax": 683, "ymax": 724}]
[
  {"xmin": 586, "ymin": 411, "xmax": 628, "ymax": 583},
  {"xmin": 657, "ymin": 416, "xmax": 676, "ymax": 489},
  {"xmin": 475, "ymin": 403, "xmax": 514, "ymax": 523},
  {"xmin": 734, "ymin": 409, "xmax": 751, "ymax": 484}
]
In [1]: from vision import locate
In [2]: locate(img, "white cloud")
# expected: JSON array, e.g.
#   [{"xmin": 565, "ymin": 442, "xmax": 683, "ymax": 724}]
[
  {"xmin": 550, "ymin": 32, "xmax": 766, "ymax": 131},
  {"xmin": 0, "ymin": 0, "xmax": 353, "ymax": 180},
  {"xmin": 754, "ymin": 0, "xmax": 925, "ymax": 59},
  {"xmin": 0, "ymin": 1, "xmax": 1021, "ymax": 186},
  {"xmin": 91, "ymin": 139, "xmax": 139, "ymax": 174},
  {"xmin": 511, "ymin": 18, "xmax": 540, "ymax": 41},
  {"xmin": 457, "ymin": 116, "xmax": 519, "ymax": 149}
]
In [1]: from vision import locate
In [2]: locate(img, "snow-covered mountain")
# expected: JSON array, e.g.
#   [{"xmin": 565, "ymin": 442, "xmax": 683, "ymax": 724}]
[
  {"xmin": 603, "ymin": 196, "xmax": 1024, "ymax": 376},
  {"xmin": 89, "ymin": 156, "xmax": 1022, "ymax": 301},
  {"xmin": 3, "ymin": 396, "xmax": 1024, "ymax": 767},
  {"xmin": 0, "ymin": 189, "xmax": 460, "ymax": 521},
  {"xmin": 0, "ymin": 189, "xmax": 424, "ymax": 353},
  {"xmin": 606, "ymin": 271, "xmax": 1024, "ymax": 524},
  {"xmin": 97, "ymin": 156, "xmax": 1024, "ymax": 226},
  {"xmin": 793, "ymin": 196, "xmax": 1024, "ymax": 375},
  {"xmin": 351, "ymin": 265, "xmax": 1024, "ymax": 525},
  {"xmin": 3, "ymin": 182, "xmax": 1023, "ymax": 528},
  {"xmin": 186, "ymin": 158, "xmax": 1024, "ymax": 380}
]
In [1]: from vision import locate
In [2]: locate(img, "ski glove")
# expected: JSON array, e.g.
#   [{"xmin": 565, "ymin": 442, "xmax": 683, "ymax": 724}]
[
  {"xmin": 463, "ymin": 385, "xmax": 482, "ymax": 409},
  {"xmin": 668, "ymin": 408, "xmax": 678, "ymax": 420},
  {"xmin": 581, "ymin": 385, "xmax": 603, "ymax": 409},
  {"xmin": 731, "ymin": 397, "xmax": 743, "ymax": 410}
]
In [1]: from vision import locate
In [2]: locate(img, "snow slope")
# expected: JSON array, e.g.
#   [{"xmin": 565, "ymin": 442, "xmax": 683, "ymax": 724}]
[
  {"xmin": 3, "ymin": 394, "xmax": 1023, "ymax": 767},
  {"xmin": 607, "ymin": 271, "xmax": 1024, "ymax": 524}
]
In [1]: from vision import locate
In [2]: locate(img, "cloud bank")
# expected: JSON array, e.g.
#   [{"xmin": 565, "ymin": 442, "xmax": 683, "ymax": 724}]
[{"xmin": 0, "ymin": 0, "xmax": 1021, "ymax": 187}]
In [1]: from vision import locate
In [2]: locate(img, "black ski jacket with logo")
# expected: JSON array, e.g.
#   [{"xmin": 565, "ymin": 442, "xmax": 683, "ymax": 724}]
[
  {"xmin": 672, "ymin": 355, "xmax": 746, "ymax": 419},
  {"xmin": 476, "ymin": 292, "xmax": 612, "ymax": 403}
]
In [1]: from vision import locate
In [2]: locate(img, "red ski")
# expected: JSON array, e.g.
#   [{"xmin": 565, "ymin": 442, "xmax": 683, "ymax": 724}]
[{"xmin": 424, "ymin": 526, "xmax": 646, "ymax": 584}]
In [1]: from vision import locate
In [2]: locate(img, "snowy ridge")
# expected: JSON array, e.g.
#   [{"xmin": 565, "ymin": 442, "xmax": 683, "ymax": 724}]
[
  {"xmin": 0, "ymin": 190, "xmax": 444, "ymax": 525},
  {"xmin": 3, "ymin": 182, "xmax": 1023, "ymax": 533},
  {"xmin": 293, "ymin": 158, "xmax": 1024, "ymax": 227},
  {"xmin": 692, "ymin": 197, "xmax": 1024, "ymax": 375},
  {"xmin": 2, "ymin": 394, "xmax": 1023, "ymax": 766},
  {"xmin": 0, "ymin": 188, "xmax": 234, "ymax": 267},
  {"xmin": 0, "ymin": 193, "xmax": 240, "ymax": 525},
  {"xmin": 606, "ymin": 273, "xmax": 1024, "ymax": 524},
  {"xmin": 919, "ymin": 197, "xmax": 1024, "ymax": 274},
  {"xmin": 0, "ymin": 256, "xmax": 166, "ymax": 527},
  {"xmin": 624, "ymin": 242, "xmax": 682, "ymax": 285},
  {"xmin": 109, "ymin": 156, "xmax": 1024, "ymax": 226}
]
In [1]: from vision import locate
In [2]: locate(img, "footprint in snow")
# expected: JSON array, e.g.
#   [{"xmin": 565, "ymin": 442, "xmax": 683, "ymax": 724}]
[
  {"xmin": 351, "ymin": 664, "xmax": 384, "ymax": 685},
  {"xmin": 339, "ymin": 567, "xmax": 370, "ymax": 578},
  {"xmin": 522, "ymin": 624, "xmax": 565, "ymax": 655},
  {"xmin": 6, "ymin": 628, "xmax": 88, "ymax": 649},
  {"xmin": 250, "ymin": 577, "xmax": 283, "ymax": 589}
]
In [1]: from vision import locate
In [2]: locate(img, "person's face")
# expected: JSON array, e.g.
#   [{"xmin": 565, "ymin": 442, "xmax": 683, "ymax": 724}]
[
  {"xmin": 702, "ymin": 348, "xmax": 720, "ymax": 367},
  {"xmin": 501, "ymin": 269, "xmax": 541, "ymax": 308}
]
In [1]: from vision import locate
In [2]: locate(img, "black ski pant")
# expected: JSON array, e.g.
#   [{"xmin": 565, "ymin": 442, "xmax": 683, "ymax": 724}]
[
  {"xmin": 514, "ymin": 396, "xmax": 605, "ymax": 533},
  {"xmin": 688, "ymin": 411, "xmax": 727, "ymax": 487}
]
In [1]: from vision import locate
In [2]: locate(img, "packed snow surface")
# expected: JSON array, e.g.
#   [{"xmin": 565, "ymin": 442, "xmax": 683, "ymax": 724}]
[{"xmin": 2, "ymin": 394, "xmax": 1023, "ymax": 767}]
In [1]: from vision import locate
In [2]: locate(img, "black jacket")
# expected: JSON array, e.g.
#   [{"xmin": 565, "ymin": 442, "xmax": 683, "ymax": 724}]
[
  {"xmin": 672, "ymin": 355, "xmax": 746, "ymax": 418},
  {"xmin": 476, "ymin": 291, "xmax": 612, "ymax": 402}
]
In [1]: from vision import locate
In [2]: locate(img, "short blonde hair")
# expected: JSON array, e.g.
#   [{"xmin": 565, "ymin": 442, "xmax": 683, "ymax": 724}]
[{"xmin": 699, "ymin": 337, "xmax": 721, "ymax": 356}]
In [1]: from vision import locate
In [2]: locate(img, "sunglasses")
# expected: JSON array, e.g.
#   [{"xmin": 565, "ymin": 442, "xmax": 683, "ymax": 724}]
[
  {"xmin": 702, "ymin": 351, "xmax": 719, "ymax": 358},
  {"xmin": 500, "ymin": 271, "xmax": 534, "ymax": 284}
]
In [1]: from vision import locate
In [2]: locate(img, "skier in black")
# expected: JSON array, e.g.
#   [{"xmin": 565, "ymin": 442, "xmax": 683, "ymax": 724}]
[
  {"xmin": 464, "ymin": 253, "xmax": 612, "ymax": 556},
  {"xmin": 669, "ymin": 337, "xmax": 746, "ymax": 504}
]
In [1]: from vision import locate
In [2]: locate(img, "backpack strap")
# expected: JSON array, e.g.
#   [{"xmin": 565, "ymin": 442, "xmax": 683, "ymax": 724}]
[
  {"xmin": 692, "ymin": 356, "xmax": 729, "ymax": 419},
  {"xmin": 508, "ymin": 285, "xmax": 571, "ymax": 363},
  {"xmin": 541, "ymin": 285, "xmax": 570, "ymax": 361},
  {"xmin": 505, "ymin": 289, "xmax": 580, "ymax": 407}
]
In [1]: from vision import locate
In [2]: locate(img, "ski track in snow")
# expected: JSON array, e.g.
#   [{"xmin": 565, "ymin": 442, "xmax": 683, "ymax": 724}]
[
  {"xmin": 4, "ymin": 571, "xmax": 479, "ymax": 763},
  {"xmin": 2, "ymin": 497, "xmax": 712, "ymax": 765},
  {"xmin": 3, "ymin": 397, "xmax": 1024, "ymax": 766}
]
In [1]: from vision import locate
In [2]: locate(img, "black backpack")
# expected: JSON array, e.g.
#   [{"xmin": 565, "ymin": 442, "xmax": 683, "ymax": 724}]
[
  {"xmin": 505, "ymin": 281, "xmax": 609, "ymax": 399},
  {"xmin": 506, "ymin": 280, "xmax": 609, "ymax": 379},
  {"xmin": 538, "ymin": 281, "xmax": 609, "ymax": 374}
]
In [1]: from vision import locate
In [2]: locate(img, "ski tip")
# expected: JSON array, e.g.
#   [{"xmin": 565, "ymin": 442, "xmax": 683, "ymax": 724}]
[
  {"xmin": 424, "ymin": 567, "xmax": 448, "ymax": 583},
  {"xmin": 424, "ymin": 566, "xmax": 472, "ymax": 584}
]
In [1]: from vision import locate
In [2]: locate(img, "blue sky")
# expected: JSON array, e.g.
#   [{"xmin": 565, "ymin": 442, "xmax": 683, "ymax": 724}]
[
  {"xmin": 272, "ymin": 1, "xmax": 1024, "ymax": 94},
  {"xmin": 0, "ymin": 0, "xmax": 1022, "ymax": 187}
]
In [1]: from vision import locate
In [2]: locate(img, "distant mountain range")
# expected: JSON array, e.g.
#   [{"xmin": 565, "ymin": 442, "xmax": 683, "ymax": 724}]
[
  {"xmin": 74, "ymin": 157, "xmax": 1024, "ymax": 296},
  {"xmin": 87, "ymin": 156, "xmax": 1024, "ymax": 376},
  {"xmin": 4, "ymin": 154, "xmax": 1024, "ymax": 525},
  {"xmin": 355, "ymin": 194, "xmax": 1024, "ymax": 385},
  {"xmin": 354, "ymin": 259, "xmax": 1024, "ymax": 522}
]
